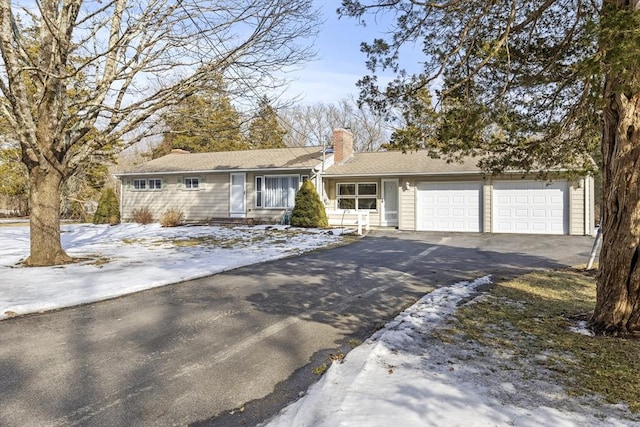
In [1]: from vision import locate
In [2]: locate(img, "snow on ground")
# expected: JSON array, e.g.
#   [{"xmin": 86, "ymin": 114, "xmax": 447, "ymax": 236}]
[
  {"xmin": 0, "ymin": 222, "xmax": 344, "ymax": 320},
  {"xmin": 263, "ymin": 276, "xmax": 640, "ymax": 427},
  {"xmin": 1, "ymin": 223, "xmax": 638, "ymax": 426}
]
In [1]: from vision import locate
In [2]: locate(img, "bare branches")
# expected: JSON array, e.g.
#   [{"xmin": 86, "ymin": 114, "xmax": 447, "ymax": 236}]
[
  {"xmin": 1, "ymin": 0, "xmax": 321, "ymax": 176},
  {"xmin": 340, "ymin": 0, "xmax": 603, "ymax": 172}
]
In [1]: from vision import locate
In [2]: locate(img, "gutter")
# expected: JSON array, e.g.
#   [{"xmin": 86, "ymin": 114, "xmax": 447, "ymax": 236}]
[
  {"xmin": 321, "ymin": 168, "xmax": 573, "ymax": 179},
  {"xmin": 115, "ymin": 165, "xmax": 322, "ymax": 178}
]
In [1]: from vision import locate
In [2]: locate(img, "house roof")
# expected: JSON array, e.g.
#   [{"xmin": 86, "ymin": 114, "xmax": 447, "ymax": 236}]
[
  {"xmin": 118, "ymin": 147, "xmax": 325, "ymax": 175},
  {"xmin": 323, "ymin": 151, "xmax": 484, "ymax": 177}
]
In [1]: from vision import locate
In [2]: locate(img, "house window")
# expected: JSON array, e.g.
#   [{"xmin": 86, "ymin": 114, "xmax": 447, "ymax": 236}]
[
  {"xmin": 337, "ymin": 182, "xmax": 378, "ymax": 210},
  {"xmin": 185, "ymin": 177, "xmax": 199, "ymax": 189},
  {"xmin": 133, "ymin": 179, "xmax": 147, "ymax": 190},
  {"xmin": 148, "ymin": 179, "xmax": 162, "ymax": 190},
  {"xmin": 255, "ymin": 175, "xmax": 300, "ymax": 208}
]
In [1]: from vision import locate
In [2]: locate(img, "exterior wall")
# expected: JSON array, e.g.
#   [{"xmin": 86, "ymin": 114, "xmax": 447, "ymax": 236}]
[
  {"xmin": 121, "ymin": 169, "xmax": 316, "ymax": 224},
  {"xmin": 569, "ymin": 182, "xmax": 582, "ymax": 235},
  {"xmin": 399, "ymin": 179, "xmax": 416, "ymax": 231},
  {"xmin": 587, "ymin": 175, "xmax": 596, "ymax": 235},
  {"xmin": 482, "ymin": 180, "xmax": 493, "ymax": 233},
  {"xmin": 325, "ymin": 173, "xmax": 592, "ymax": 235},
  {"xmin": 121, "ymin": 173, "xmax": 229, "ymax": 222}
]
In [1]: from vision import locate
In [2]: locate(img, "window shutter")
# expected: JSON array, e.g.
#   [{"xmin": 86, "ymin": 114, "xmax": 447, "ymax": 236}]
[
  {"xmin": 177, "ymin": 177, "xmax": 183, "ymax": 188},
  {"xmin": 199, "ymin": 176, "xmax": 205, "ymax": 183},
  {"xmin": 125, "ymin": 179, "xmax": 132, "ymax": 190}
]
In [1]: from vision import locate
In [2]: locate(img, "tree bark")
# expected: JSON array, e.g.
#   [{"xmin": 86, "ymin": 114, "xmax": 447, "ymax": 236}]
[
  {"xmin": 24, "ymin": 167, "xmax": 72, "ymax": 266},
  {"xmin": 590, "ymin": 85, "xmax": 640, "ymax": 335}
]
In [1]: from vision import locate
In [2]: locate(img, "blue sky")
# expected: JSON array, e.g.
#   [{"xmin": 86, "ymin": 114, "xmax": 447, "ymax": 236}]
[{"xmin": 286, "ymin": 0, "xmax": 396, "ymax": 105}]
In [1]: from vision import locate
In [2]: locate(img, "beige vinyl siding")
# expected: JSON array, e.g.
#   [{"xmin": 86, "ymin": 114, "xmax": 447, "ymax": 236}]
[
  {"xmin": 324, "ymin": 179, "xmax": 337, "ymax": 211},
  {"xmin": 121, "ymin": 173, "xmax": 229, "ymax": 222},
  {"xmin": 398, "ymin": 179, "xmax": 416, "ymax": 231},
  {"xmin": 570, "ymin": 181, "xmax": 585, "ymax": 236},
  {"xmin": 483, "ymin": 180, "xmax": 492, "ymax": 233}
]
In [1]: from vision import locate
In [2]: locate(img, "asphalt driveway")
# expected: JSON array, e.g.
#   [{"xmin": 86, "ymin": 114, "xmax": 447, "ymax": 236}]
[{"xmin": 0, "ymin": 231, "xmax": 595, "ymax": 426}]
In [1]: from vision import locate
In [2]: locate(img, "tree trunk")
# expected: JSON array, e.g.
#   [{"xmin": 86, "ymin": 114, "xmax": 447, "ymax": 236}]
[
  {"xmin": 24, "ymin": 167, "xmax": 73, "ymax": 266},
  {"xmin": 590, "ymin": 81, "xmax": 640, "ymax": 335}
]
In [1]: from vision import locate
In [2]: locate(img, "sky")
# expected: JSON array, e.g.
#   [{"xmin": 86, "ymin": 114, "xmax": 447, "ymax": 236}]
[
  {"xmin": 285, "ymin": 0, "xmax": 400, "ymax": 104},
  {"xmin": 1, "ymin": 222, "xmax": 638, "ymax": 426}
]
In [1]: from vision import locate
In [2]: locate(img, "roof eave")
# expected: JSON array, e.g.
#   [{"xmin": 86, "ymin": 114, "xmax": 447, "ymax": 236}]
[
  {"xmin": 321, "ymin": 170, "xmax": 484, "ymax": 178},
  {"xmin": 115, "ymin": 164, "xmax": 322, "ymax": 178},
  {"xmin": 321, "ymin": 168, "xmax": 574, "ymax": 178}
]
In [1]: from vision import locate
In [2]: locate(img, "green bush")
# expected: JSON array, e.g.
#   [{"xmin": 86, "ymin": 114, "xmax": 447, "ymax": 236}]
[
  {"xmin": 159, "ymin": 209, "xmax": 184, "ymax": 227},
  {"xmin": 290, "ymin": 179, "xmax": 328, "ymax": 228},
  {"xmin": 132, "ymin": 207, "xmax": 154, "ymax": 224},
  {"xmin": 93, "ymin": 188, "xmax": 120, "ymax": 225}
]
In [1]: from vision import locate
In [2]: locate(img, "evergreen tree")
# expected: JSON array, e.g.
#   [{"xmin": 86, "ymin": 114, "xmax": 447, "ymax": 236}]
[
  {"xmin": 290, "ymin": 179, "xmax": 328, "ymax": 228},
  {"xmin": 340, "ymin": 0, "xmax": 640, "ymax": 336},
  {"xmin": 382, "ymin": 86, "xmax": 439, "ymax": 153},
  {"xmin": 0, "ymin": 143, "xmax": 29, "ymax": 214},
  {"xmin": 153, "ymin": 77, "xmax": 248, "ymax": 158},
  {"xmin": 248, "ymin": 97, "xmax": 287, "ymax": 149},
  {"xmin": 93, "ymin": 188, "xmax": 120, "ymax": 225}
]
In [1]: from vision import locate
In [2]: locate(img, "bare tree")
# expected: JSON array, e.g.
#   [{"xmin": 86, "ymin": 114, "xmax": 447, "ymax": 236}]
[
  {"xmin": 281, "ymin": 97, "xmax": 390, "ymax": 150},
  {"xmin": 0, "ymin": 0, "xmax": 320, "ymax": 265}
]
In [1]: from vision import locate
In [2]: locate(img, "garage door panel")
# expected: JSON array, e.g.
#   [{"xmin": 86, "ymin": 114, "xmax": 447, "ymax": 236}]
[
  {"xmin": 492, "ymin": 181, "xmax": 568, "ymax": 235},
  {"xmin": 416, "ymin": 182, "xmax": 482, "ymax": 232}
]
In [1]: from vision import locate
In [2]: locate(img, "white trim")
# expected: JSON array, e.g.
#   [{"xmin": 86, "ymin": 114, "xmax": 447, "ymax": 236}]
[
  {"xmin": 184, "ymin": 177, "xmax": 200, "ymax": 190},
  {"xmin": 116, "ymin": 165, "xmax": 320, "ymax": 178}
]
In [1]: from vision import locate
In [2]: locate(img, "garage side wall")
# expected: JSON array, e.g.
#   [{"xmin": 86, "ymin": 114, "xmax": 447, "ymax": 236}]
[
  {"xmin": 570, "ymin": 182, "xmax": 585, "ymax": 236},
  {"xmin": 399, "ymin": 179, "xmax": 416, "ymax": 231}
]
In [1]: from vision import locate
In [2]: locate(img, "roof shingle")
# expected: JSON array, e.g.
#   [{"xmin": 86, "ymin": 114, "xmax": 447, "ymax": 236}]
[
  {"xmin": 119, "ymin": 147, "xmax": 325, "ymax": 174},
  {"xmin": 324, "ymin": 151, "xmax": 482, "ymax": 176}
]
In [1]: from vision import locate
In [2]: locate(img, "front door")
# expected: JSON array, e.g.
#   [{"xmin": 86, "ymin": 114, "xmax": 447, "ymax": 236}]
[
  {"xmin": 381, "ymin": 179, "xmax": 399, "ymax": 227},
  {"xmin": 230, "ymin": 173, "xmax": 246, "ymax": 217}
]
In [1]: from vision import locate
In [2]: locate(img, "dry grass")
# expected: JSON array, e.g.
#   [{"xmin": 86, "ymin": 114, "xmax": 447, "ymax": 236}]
[
  {"xmin": 440, "ymin": 270, "xmax": 640, "ymax": 413},
  {"xmin": 132, "ymin": 207, "xmax": 153, "ymax": 224},
  {"xmin": 159, "ymin": 209, "xmax": 184, "ymax": 227}
]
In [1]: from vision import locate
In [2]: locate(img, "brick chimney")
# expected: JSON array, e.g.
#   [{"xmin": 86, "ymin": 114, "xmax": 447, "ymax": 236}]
[{"xmin": 332, "ymin": 128, "xmax": 353, "ymax": 163}]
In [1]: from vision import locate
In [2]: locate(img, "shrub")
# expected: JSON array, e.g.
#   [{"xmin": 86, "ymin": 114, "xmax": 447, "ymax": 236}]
[
  {"xmin": 132, "ymin": 207, "xmax": 154, "ymax": 224},
  {"xmin": 159, "ymin": 209, "xmax": 184, "ymax": 227},
  {"xmin": 93, "ymin": 188, "xmax": 120, "ymax": 225},
  {"xmin": 290, "ymin": 178, "xmax": 328, "ymax": 228}
]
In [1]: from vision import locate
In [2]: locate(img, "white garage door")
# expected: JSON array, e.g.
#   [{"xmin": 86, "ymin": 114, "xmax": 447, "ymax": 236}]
[
  {"xmin": 416, "ymin": 182, "xmax": 482, "ymax": 232},
  {"xmin": 493, "ymin": 181, "xmax": 568, "ymax": 235}
]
